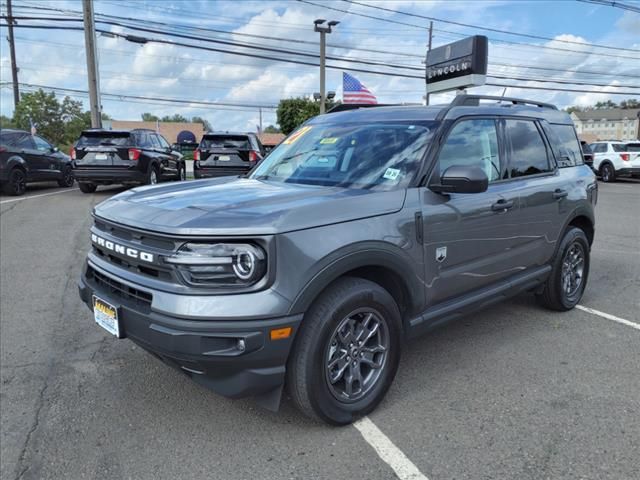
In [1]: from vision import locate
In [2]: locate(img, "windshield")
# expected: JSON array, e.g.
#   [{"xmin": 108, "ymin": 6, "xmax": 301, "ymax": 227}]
[
  {"xmin": 249, "ymin": 121, "xmax": 435, "ymax": 190},
  {"xmin": 77, "ymin": 133, "xmax": 130, "ymax": 147},
  {"xmin": 201, "ymin": 135, "xmax": 250, "ymax": 150}
]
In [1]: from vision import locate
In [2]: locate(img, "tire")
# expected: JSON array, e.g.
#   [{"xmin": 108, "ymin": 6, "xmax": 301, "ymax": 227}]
[
  {"xmin": 146, "ymin": 164, "xmax": 159, "ymax": 185},
  {"xmin": 57, "ymin": 165, "xmax": 75, "ymax": 188},
  {"xmin": 287, "ymin": 277, "xmax": 402, "ymax": 425},
  {"xmin": 78, "ymin": 182, "xmax": 97, "ymax": 194},
  {"xmin": 177, "ymin": 163, "xmax": 186, "ymax": 181},
  {"xmin": 600, "ymin": 163, "xmax": 616, "ymax": 183},
  {"xmin": 537, "ymin": 227, "xmax": 590, "ymax": 311},
  {"xmin": 2, "ymin": 168, "xmax": 27, "ymax": 196}
]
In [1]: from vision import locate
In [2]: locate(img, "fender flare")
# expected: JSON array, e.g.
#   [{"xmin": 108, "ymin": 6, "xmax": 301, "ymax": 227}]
[
  {"xmin": 287, "ymin": 241, "xmax": 424, "ymax": 317},
  {"xmin": 555, "ymin": 205, "xmax": 595, "ymax": 256},
  {"xmin": 5, "ymin": 156, "xmax": 29, "ymax": 174}
]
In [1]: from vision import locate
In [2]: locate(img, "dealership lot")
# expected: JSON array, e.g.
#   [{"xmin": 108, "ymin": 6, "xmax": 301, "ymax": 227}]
[{"xmin": 1, "ymin": 180, "xmax": 638, "ymax": 480}]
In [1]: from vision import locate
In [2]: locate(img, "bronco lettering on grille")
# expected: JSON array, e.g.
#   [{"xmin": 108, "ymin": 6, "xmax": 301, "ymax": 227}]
[{"xmin": 91, "ymin": 233, "xmax": 154, "ymax": 262}]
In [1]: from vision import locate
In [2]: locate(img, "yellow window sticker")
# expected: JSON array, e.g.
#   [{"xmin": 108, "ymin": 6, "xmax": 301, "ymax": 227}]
[
  {"xmin": 320, "ymin": 137, "xmax": 338, "ymax": 144},
  {"xmin": 283, "ymin": 126, "xmax": 312, "ymax": 145}
]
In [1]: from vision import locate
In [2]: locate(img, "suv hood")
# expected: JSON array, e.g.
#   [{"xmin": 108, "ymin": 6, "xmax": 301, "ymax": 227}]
[{"xmin": 94, "ymin": 177, "xmax": 406, "ymax": 235}]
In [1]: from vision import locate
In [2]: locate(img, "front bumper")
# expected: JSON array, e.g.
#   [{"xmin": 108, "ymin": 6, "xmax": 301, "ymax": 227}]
[
  {"xmin": 73, "ymin": 167, "xmax": 146, "ymax": 185},
  {"xmin": 78, "ymin": 264, "xmax": 302, "ymax": 399}
]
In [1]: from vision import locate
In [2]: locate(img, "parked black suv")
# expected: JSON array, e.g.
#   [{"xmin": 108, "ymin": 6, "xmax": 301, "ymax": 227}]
[
  {"xmin": 194, "ymin": 131, "xmax": 265, "ymax": 178},
  {"xmin": 0, "ymin": 129, "xmax": 74, "ymax": 196},
  {"xmin": 79, "ymin": 95, "xmax": 597, "ymax": 424},
  {"xmin": 71, "ymin": 129, "xmax": 185, "ymax": 193}
]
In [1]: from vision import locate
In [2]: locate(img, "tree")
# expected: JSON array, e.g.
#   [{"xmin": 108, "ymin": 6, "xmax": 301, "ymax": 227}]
[
  {"xmin": 0, "ymin": 115, "xmax": 15, "ymax": 128},
  {"xmin": 14, "ymin": 90, "xmax": 68, "ymax": 145},
  {"xmin": 161, "ymin": 114, "xmax": 188, "ymax": 123},
  {"xmin": 619, "ymin": 99, "xmax": 639, "ymax": 109},
  {"xmin": 594, "ymin": 100, "xmax": 617, "ymax": 110},
  {"xmin": 191, "ymin": 116, "xmax": 212, "ymax": 131},
  {"xmin": 263, "ymin": 124, "xmax": 280, "ymax": 133},
  {"xmin": 141, "ymin": 112, "xmax": 159, "ymax": 122},
  {"xmin": 566, "ymin": 106, "xmax": 584, "ymax": 114}
]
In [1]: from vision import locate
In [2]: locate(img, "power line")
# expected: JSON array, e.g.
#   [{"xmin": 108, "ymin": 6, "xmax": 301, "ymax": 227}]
[
  {"xmin": 344, "ymin": 0, "xmax": 640, "ymax": 52},
  {"xmin": 298, "ymin": 0, "xmax": 640, "ymax": 60},
  {"xmin": 576, "ymin": 0, "xmax": 640, "ymax": 13}
]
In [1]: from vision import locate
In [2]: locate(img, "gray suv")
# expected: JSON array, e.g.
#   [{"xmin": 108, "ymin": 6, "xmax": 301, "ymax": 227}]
[{"xmin": 78, "ymin": 95, "xmax": 597, "ymax": 425}]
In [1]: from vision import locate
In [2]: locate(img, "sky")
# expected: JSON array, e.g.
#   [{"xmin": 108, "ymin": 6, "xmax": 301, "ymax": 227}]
[{"xmin": 1, "ymin": 0, "xmax": 639, "ymax": 132}]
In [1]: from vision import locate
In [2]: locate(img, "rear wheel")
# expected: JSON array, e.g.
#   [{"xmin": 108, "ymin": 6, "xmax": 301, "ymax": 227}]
[
  {"xmin": 287, "ymin": 277, "xmax": 402, "ymax": 425},
  {"xmin": 58, "ymin": 165, "xmax": 75, "ymax": 187},
  {"xmin": 78, "ymin": 182, "xmax": 97, "ymax": 194},
  {"xmin": 3, "ymin": 168, "xmax": 27, "ymax": 196},
  {"xmin": 537, "ymin": 227, "xmax": 590, "ymax": 311},
  {"xmin": 146, "ymin": 165, "xmax": 159, "ymax": 185},
  {"xmin": 600, "ymin": 163, "xmax": 616, "ymax": 183},
  {"xmin": 177, "ymin": 163, "xmax": 186, "ymax": 181}
]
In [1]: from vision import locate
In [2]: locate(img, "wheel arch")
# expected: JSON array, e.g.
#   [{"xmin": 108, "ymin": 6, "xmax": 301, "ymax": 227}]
[{"xmin": 288, "ymin": 244, "xmax": 424, "ymax": 322}]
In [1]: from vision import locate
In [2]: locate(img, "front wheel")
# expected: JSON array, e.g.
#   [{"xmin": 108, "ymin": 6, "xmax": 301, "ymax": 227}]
[
  {"xmin": 600, "ymin": 163, "xmax": 616, "ymax": 183},
  {"xmin": 58, "ymin": 165, "xmax": 75, "ymax": 187},
  {"xmin": 146, "ymin": 165, "xmax": 159, "ymax": 185},
  {"xmin": 537, "ymin": 227, "xmax": 590, "ymax": 311},
  {"xmin": 177, "ymin": 163, "xmax": 186, "ymax": 181},
  {"xmin": 287, "ymin": 277, "xmax": 402, "ymax": 425}
]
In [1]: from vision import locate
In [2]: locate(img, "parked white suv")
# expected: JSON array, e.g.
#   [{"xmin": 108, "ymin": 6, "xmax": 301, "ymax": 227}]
[{"xmin": 590, "ymin": 141, "xmax": 640, "ymax": 182}]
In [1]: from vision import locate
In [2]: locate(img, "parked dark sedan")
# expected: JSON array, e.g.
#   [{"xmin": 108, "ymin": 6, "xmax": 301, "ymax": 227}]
[{"xmin": 0, "ymin": 129, "xmax": 74, "ymax": 196}]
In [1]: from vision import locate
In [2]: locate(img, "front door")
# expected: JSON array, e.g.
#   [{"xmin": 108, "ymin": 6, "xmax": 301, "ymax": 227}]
[
  {"xmin": 32, "ymin": 135, "xmax": 60, "ymax": 180},
  {"xmin": 422, "ymin": 117, "xmax": 522, "ymax": 306}
]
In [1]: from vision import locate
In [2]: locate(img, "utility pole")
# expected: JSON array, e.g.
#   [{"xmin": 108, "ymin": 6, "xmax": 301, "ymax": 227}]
[
  {"xmin": 6, "ymin": 0, "xmax": 20, "ymax": 108},
  {"xmin": 425, "ymin": 21, "xmax": 433, "ymax": 106},
  {"xmin": 82, "ymin": 0, "xmax": 102, "ymax": 128},
  {"xmin": 259, "ymin": 107, "xmax": 263, "ymax": 133},
  {"xmin": 314, "ymin": 19, "xmax": 339, "ymax": 114}
]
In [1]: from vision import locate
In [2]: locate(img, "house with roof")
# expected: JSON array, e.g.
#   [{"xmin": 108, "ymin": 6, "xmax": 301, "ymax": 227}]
[{"xmin": 571, "ymin": 108, "xmax": 640, "ymax": 143}]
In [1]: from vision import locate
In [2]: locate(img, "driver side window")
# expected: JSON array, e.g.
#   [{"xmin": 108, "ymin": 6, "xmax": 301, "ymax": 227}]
[
  {"xmin": 438, "ymin": 119, "xmax": 503, "ymax": 182},
  {"xmin": 33, "ymin": 135, "xmax": 52, "ymax": 152}
]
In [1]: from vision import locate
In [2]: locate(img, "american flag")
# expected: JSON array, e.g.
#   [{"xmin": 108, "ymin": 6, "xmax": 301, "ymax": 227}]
[{"xmin": 342, "ymin": 72, "xmax": 377, "ymax": 104}]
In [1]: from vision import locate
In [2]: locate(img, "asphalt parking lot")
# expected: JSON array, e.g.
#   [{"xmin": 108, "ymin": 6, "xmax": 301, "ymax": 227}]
[{"xmin": 1, "ymin": 179, "xmax": 638, "ymax": 480}]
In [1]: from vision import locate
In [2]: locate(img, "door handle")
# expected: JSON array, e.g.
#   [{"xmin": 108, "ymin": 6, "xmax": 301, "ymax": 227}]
[
  {"xmin": 491, "ymin": 199, "xmax": 514, "ymax": 212},
  {"xmin": 553, "ymin": 189, "xmax": 568, "ymax": 199}
]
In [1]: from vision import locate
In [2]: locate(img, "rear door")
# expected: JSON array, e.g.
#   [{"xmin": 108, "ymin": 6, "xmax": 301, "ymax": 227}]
[
  {"xmin": 75, "ymin": 132, "xmax": 132, "ymax": 168},
  {"xmin": 154, "ymin": 133, "xmax": 177, "ymax": 175},
  {"xmin": 14, "ymin": 135, "xmax": 42, "ymax": 179},
  {"xmin": 422, "ymin": 117, "xmax": 523, "ymax": 305}
]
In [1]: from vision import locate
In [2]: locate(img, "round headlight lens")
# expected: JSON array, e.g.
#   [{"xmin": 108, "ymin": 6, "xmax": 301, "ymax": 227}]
[{"xmin": 233, "ymin": 251, "xmax": 256, "ymax": 280}]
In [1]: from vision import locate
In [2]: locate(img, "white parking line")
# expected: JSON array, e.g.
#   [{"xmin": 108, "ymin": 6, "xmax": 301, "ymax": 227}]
[
  {"xmin": 0, "ymin": 188, "xmax": 79, "ymax": 204},
  {"xmin": 354, "ymin": 416, "xmax": 429, "ymax": 480},
  {"xmin": 576, "ymin": 305, "xmax": 640, "ymax": 331}
]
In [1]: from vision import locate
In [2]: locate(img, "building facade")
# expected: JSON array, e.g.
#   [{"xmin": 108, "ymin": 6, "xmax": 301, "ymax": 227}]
[{"xmin": 571, "ymin": 108, "xmax": 640, "ymax": 143}]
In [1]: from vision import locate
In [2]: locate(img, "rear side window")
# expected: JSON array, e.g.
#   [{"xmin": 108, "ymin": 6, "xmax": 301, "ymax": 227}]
[
  {"xmin": 549, "ymin": 124, "xmax": 583, "ymax": 167},
  {"xmin": 77, "ymin": 133, "xmax": 130, "ymax": 147},
  {"xmin": 0, "ymin": 132, "xmax": 22, "ymax": 146},
  {"xmin": 612, "ymin": 144, "xmax": 628, "ymax": 152},
  {"xmin": 201, "ymin": 135, "xmax": 251, "ymax": 150},
  {"xmin": 626, "ymin": 143, "xmax": 640, "ymax": 152},
  {"xmin": 157, "ymin": 135, "xmax": 171, "ymax": 149},
  {"xmin": 16, "ymin": 135, "xmax": 35, "ymax": 149},
  {"xmin": 505, "ymin": 120, "xmax": 551, "ymax": 177},
  {"xmin": 437, "ymin": 119, "xmax": 504, "ymax": 182}
]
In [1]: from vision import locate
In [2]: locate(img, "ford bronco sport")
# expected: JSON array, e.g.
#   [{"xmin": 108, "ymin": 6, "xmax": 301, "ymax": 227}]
[{"xmin": 78, "ymin": 95, "xmax": 597, "ymax": 425}]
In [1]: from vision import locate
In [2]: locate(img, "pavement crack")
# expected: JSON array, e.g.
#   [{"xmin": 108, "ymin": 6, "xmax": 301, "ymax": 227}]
[{"xmin": 14, "ymin": 377, "xmax": 50, "ymax": 480}]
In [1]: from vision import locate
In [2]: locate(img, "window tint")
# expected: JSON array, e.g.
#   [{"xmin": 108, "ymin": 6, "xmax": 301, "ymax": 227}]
[
  {"xmin": 0, "ymin": 132, "xmax": 21, "ymax": 146},
  {"xmin": 201, "ymin": 135, "xmax": 251, "ymax": 150},
  {"xmin": 590, "ymin": 143, "xmax": 604, "ymax": 153},
  {"xmin": 136, "ymin": 132, "xmax": 153, "ymax": 148},
  {"xmin": 149, "ymin": 134, "xmax": 161, "ymax": 149},
  {"xmin": 33, "ymin": 136, "xmax": 52, "ymax": 152},
  {"xmin": 505, "ymin": 120, "xmax": 550, "ymax": 177},
  {"xmin": 438, "ymin": 119, "xmax": 503, "ymax": 182},
  {"xmin": 156, "ymin": 134, "xmax": 171, "ymax": 149},
  {"xmin": 550, "ymin": 124, "xmax": 583, "ymax": 167},
  {"xmin": 15, "ymin": 135, "xmax": 35, "ymax": 149},
  {"xmin": 611, "ymin": 144, "xmax": 627, "ymax": 152},
  {"xmin": 626, "ymin": 143, "xmax": 640, "ymax": 152},
  {"xmin": 77, "ymin": 133, "xmax": 130, "ymax": 147}
]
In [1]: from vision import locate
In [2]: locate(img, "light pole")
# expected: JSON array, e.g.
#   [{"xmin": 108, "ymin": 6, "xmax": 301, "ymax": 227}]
[{"xmin": 314, "ymin": 19, "xmax": 339, "ymax": 114}]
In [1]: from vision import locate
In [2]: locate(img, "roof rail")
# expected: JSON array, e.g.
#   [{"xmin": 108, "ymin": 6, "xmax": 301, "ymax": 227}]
[
  {"xmin": 326, "ymin": 103, "xmax": 397, "ymax": 114},
  {"xmin": 449, "ymin": 94, "xmax": 558, "ymax": 110}
]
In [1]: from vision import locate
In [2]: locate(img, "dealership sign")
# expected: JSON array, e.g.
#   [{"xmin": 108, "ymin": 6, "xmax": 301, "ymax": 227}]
[{"xmin": 426, "ymin": 35, "xmax": 488, "ymax": 94}]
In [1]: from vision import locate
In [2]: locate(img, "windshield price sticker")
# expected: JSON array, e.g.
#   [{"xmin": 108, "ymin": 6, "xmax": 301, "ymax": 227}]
[
  {"xmin": 320, "ymin": 137, "xmax": 339, "ymax": 144},
  {"xmin": 284, "ymin": 126, "xmax": 312, "ymax": 145},
  {"xmin": 383, "ymin": 168, "xmax": 400, "ymax": 180}
]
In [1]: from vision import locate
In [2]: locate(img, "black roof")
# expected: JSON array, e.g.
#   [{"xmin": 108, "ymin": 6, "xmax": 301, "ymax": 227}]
[
  {"xmin": 203, "ymin": 131, "xmax": 256, "ymax": 137},
  {"xmin": 0, "ymin": 128, "xmax": 28, "ymax": 134},
  {"xmin": 310, "ymin": 95, "xmax": 573, "ymax": 126},
  {"xmin": 80, "ymin": 128, "xmax": 156, "ymax": 135}
]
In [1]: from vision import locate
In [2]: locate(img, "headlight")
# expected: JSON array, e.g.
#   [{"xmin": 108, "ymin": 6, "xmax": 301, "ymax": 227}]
[{"xmin": 165, "ymin": 243, "xmax": 266, "ymax": 287}]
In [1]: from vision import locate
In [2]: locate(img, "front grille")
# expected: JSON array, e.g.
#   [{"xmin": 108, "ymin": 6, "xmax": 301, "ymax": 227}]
[{"xmin": 88, "ymin": 266, "xmax": 152, "ymax": 310}]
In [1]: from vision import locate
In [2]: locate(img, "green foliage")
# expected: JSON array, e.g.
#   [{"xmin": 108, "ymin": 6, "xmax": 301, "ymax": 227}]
[
  {"xmin": 141, "ymin": 112, "xmax": 160, "ymax": 122},
  {"xmin": 191, "ymin": 116, "xmax": 212, "ymax": 131},
  {"xmin": 277, "ymin": 98, "xmax": 319, "ymax": 135},
  {"xmin": 619, "ymin": 99, "xmax": 639, "ymax": 109},
  {"xmin": 594, "ymin": 100, "xmax": 618, "ymax": 110},
  {"xmin": 161, "ymin": 114, "xmax": 188, "ymax": 123},
  {"xmin": 263, "ymin": 124, "xmax": 280, "ymax": 133},
  {"xmin": 13, "ymin": 89, "xmax": 90, "ymax": 146},
  {"xmin": 565, "ymin": 99, "xmax": 639, "ymax": 114},
  {"xmin": 0, "ymin": 115, "xmax": 16, "ymax": 128}
]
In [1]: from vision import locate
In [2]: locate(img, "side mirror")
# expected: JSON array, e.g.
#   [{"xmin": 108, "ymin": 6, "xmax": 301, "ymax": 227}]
[
  {"xmin": 430, "ymin": 165, "xmax": 488, "ymax": 194},
  {"xmin": 51, "ymin": 147, "xmax": 59, "ymax": 153}
]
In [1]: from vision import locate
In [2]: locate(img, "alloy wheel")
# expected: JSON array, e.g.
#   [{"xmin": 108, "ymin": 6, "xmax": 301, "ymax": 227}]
[
  {"xmin": 324, "ymin": 309, "xmax": 389, "ymax": 403},
  {"xmin": 561, "ymin": 242, "xmax": 585, "ymax": 297}
]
